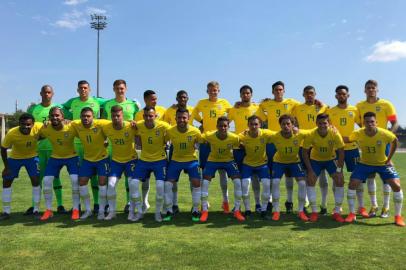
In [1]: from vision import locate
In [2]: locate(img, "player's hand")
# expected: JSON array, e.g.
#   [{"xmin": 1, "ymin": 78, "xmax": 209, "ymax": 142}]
[
  {"xmin": 330, "ymin": 125, "xmax": 338, "ymax": 134},
  {"xmin": 261, "ymin": 98, "xmax": 272, "ymax": 102},
  {"xmin": 170, "ymin": 104, "xmax": 177, "ymax": 109},
  {"xmin": 292, "ymin": 126, "xmax": 299, "ymax": 134},
  {"xmin": 43, "ymin": 120, "xmax": 50, "ymax": 127},
  {"xmin": 234, "ymin": 101, "xmax": 242, "ymax": 108},
  {"xmin": 2, "ymin": 167, "xmax": 10, "ymax": 178},
  {"xmin": 63, "ymin": 119, "xmax": 71, "ymax": 125},
  {"xmin": 385, "ymin": 159, "xmax": 393, "ymax": 166},
  {"xmin": 315, "ymin": 99, "xmax": 324, "ymax": 108},
  {"xmin": 306, "ymin": 170, "xmax": 317, "ymax": 185},
  {"xmin": 130, "ymin": 121, "xmax": 138, "ymax": 129},
  {"xmin": 199, "ymin": 125, "xmax": 204, "ymax": 133}
]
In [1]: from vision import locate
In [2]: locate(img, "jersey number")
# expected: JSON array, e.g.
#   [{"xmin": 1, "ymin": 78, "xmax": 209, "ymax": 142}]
[
  {"xmin": 147, "ymin": 137, "xmax": 153, "ymax": 144},
  {"xmin": 114, "ymin": 138, "xmax": 125, "ymax": 145},
  {"xmin": 340, "ymin": 117, "xmax": 347, "ymax": 126},
  {"xmin": 284, "ymin": 147, "xmax": 293, "ymax": 154},
  {"xmin": 86, "ymin": 135, "xmax": 92, "ymax": 143},
  {"xmin": 210, "ymin": 110, "xmax": 217, "ymax": 118},
  {"xmin": 366, "ymin": 146, "xmax": 376, "ymax": 154},
  {"xmin": 179, "ymin": 142, "xmax": 187, "ymax": 150}
]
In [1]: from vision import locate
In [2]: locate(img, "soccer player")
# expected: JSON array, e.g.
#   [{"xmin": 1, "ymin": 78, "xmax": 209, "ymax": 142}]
[
  {"xmin": 238, "ymin": 115, "xmax": 274, "ymax": 218},
  {"xmin": 344, "ymin": 112, "xmax": 404, "ymax": 227},
  {"xmin": 200, "ymin": 116, "xmax": 244, "ymax": 222},
  {"xmin": 131, "ymin": 106, "xmax": 170, "ymax": 222},
  {"xmin": 102, "ymin": 105, "xmax": 138, "ymax": 220},
  {"xmin": 39, "ymin": 107, "xmax": 80, "ymax": 221},
  {"xmin": 269, "ymin": 114, "xmax": 308, "ymax": 221},
  {"xmin": 63, "ymin": 80, "xmax": 106, "ymax": 214},
  {"xmin": 302, "ymin": 114, "xmax": 346, "ymax": 222},
  {"xmin": 103, "ymin": 79, "xmax": 140, "ymax": 214},
  {"xmin": 26, "ymin": 85, "xmax": 66, "ymax": 215},
  {"xmin": 356, "ymin": 80, "xmax": 398, "ymax": 218},
  {"xmin": 163, "ymin": 108, "xmax": 202, "ymax": 221},
  {"xmin": 0, "ymin": 114, "xmax": 42, "ymax": 220},
  {"xmin": 71, "ymin": 107, "xmax": 109, "ymax": 220},
  {"xmin": 191, "ymin": 81, "xmax": 232, "ymax": 213}
]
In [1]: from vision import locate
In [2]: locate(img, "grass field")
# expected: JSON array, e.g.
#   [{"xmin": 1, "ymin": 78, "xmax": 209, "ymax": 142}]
[{"xmin": 1, "ymin": 155, "xmax": 405, "ymax": 270}]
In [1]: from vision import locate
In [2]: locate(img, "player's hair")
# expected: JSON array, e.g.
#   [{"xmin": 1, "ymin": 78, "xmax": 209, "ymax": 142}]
[
  {"xmin": 113, "ymin": 79, "xmax": 126, "ymax": 87},
  {"xmin": 207, "ymin": 81, "xmax": 220, "ymax": 88},
  {"xmin": 240, "ymin": 85, "xmax": 253, "ymax": 94},
  {"xmin": 303, "ymin": 85, "xmax": 315, "ymax": 93},
  {"xmin": 111, "ymin": 105, "xmax": 123, "ymax": 113},
  {"xmin": 217, "ymin": 116, "xmax": 230, "ymax": 125},
  {"xmin": 143, "ymin": 106, "xmax": 156, "ymax": 113},
  {"xmin": 335, "ymin": 85, "xmax": 349, "ymax": 93},
  {"xmin": 80, "ymin": 107, "xmax": 94, "ymax": 115},
  {"xmin": 365, "ymin": 79, "xmax": 378, "ymax": 88},
  {"xmin": 176, "ymin": 108, "xmax": 189, "ymax": 115},
  {"xmin": 143, "ymin": 90, "xmax": 156, "ymax": 99},
  {"xmin": 176, "ymin": 90, "xmax": 188, "ymax": 97},
  {"xmin": 316, "ymin": 113, "xmax": 329, "ymax": 122},
  {"xmin": 272, "ymin": 81, "xmax": 285, "ymax": 90},
  {"xmin": 49, "ymin": 106, "xmax": 64, "ymax": 117},
  {"xmin": 363, "ymin": 112, "xmax": 376, "ymax": 119},
  {"xmin": 41, "ymin": 84, "xmax": 53, "ymax": 92},
  {"xmin": 278, "ymin": 114, "xmax": 293, "ymax": 125},
  {"xmin": 19, "ymin": 113, "xmax": 35, "ymax": 123},
  {"xmin": 247, "ymin": 115, "xmax": 261, "ymax": 123},
  {"xmin": 78, "ymin": 80, "xmax": 90, "ymax": 87}
]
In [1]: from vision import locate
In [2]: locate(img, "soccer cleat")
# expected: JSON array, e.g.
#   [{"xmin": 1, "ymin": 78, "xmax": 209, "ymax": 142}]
[
  {"xmin": 97, "ymin": 212, "xmax": 105, "ymax": 220},
  {"xmin": 142, "ymin": 201, "xmax": 150, "ymax": 214},
  {"xmin": 222, "ymin": 201, "xmax": 230, "ymax": 214},
  {"xmin": 233, "ymin": 210, "xmax": 245, "ymax": 221},
  {"xmin": 127, "ymin": 212, "xmax": 135, "ymax": 222},
  {"xmin": 332, "ymin": 212, "xmax": 345, "ymax": 223},
  {"xmin": 310, "ymin": 212, "xmax": 319, "ymax": 222},
  {"xmin": 93, "ymin": 204, "xmax": 100, "ymax": 215},
  {"xmin": 0, "ymin": 212, "xmax": 10, "ymax": 221},
  {"xmin": 267, "ymin": 202, "xmax": 273, "ymax": 213},
  {"xmin": 298, "ymin": 211, "xmax": 309, "ymax": 222},
  {"xmin": 23, "ymin": 206, "xmax": 34, "ymax": 216},
  {"xmin": 192, "ymin": 211, "xmax": 201, "ymax": 222},
  {"xmin": 104, "ymin": 212, "xmax": 116, "ymax": 221},
  {"xmin": 124, "ymin": 203, "xmax": 130, "ymax": 214},
  {"xmin": 80, "ymin": 211, "xmax": 92, "ymax": 220},
  {"xmin": 56, "ymin": 205, "xmax": 68, "ymax": 214},
  {"xmin": 368, "ymin": 206, "xmax": 378, "ymax": 218},
  {"xmin": 163, "ymin": 211, "xmax": 174, "ymax": 222},
  {"xmin": 380, "ymin": 207, "xmax": 390, "ymax": 218},
  {"xmin": 244, "ymin": 210, "xmax": 252, "ymax": 219},
  {"xmin": 255, "ymin": 204, "xmax": 262, "ymax": 213},
  {"xmin": 345, "ymin": 212, "xmax": 357, "ymax": 223},
  {"xmin": 357, "ymin": 207, "xmax": 369, "ymax": 218},
  {"xmin": 172, "ymin": 205, "xmax": 180, "ymax": 214},
  {"xmin": 200, "ymin": 210, "xmax": 209, "ymax": 222},
  {"xmin": 104, "ymin": 204, "xmax": 110, "ymax": 215},
  {"xmin": 155, "ymin": 212, "xmax": 162, "ymax": 223},
  {"xmin": 260, "ymin": 211, "xmax": 271, "ymax": 220},
  {"xmin": 71, "ymin": 209, "xmax": 80, "ymax": 220},
  {"xmin": 319, "ymin": 206, "xmax": 327, "ymax": 216},
  {"xmin": 394, "ymin": 215, "xmax": 405, "ymax": 227},
  {"xmin": 40, "ymin": 210, "xmax": 53, "ymax": 221},
  {"xmin": 133, "ymin": 212, "xmax": 143, "ymax": 222},
  {"xmin": 33, "ymin": 211, "xmax": 41, "ymax": 219},
  {"xmin": 285, "ymin": 201, "xmax": 293, "ymax": 214},
  {"xmin": 272, "ymin": 211, "xmax": 280, "ymax": 221}
]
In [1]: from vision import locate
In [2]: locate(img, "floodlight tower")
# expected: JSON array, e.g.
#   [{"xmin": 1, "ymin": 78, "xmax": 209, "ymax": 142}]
[{"xmin": 90, "ymin": 14, "xmax": 107, "ymax": 98}]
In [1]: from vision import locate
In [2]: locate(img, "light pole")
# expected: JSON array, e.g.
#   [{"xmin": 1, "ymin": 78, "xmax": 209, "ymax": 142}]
[{"xmin": 90, "ymin": 14, "xmax": 107, "ymax": 98}]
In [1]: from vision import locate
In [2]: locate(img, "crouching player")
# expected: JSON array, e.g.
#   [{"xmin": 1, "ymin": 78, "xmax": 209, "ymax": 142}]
[
  {"xmin": 39, "ymin": 107, "xmax": 80, "ymax": 221},
  {"xmin": 200, "ymin": 116, "xmax": 244, "ymax": 222},
  {"xmin": 102, "ymin": 105, "xmax": 137, "ymax": 220},
  {"xmin": 163, "ymin": 108, "xmax": 202, "ymax": 221},
  {"xmin": 302, "ymin": 114, "xmax": 345, "ymax": 222},
  {"xmin": 344, "ymin": 112, "xmax": 404, "ymax": 226},
  {"xmin": 1, "ymin": 114, "xmax": 42, "ymax": 220}
]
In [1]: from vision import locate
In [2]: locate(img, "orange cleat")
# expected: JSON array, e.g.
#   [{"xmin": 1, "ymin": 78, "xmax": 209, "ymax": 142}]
[
  {"xmin": 345, "ymin": 212, "xmax": 357, "ymax": 223},
  {"xmin": 358, "ymin": 207, "xmax": 369, "ymax": 218},
  {"xmin": 233, "ymin": 210, "xmax": 245, "ymax": 221},
  {"xmin": 272, "ymin": 212, "xmax": 280, "ymax": 221},
  {"xmin": 222, "ymin": 201, "xmax": 230, "ymax": 214},
  {"xmin": 332, "ymin": 212, "xmax": 345, "ymax": 223},
  {"xmin": 71, "ymin": 209, "xmax": 80, "ymax": 220},
  {"xmin": 298, "ymin": 211, "xmax": 309, "ymax": 222},
  {"xmin": 200, "ymin": 210, "xmax": 209, "ymax": 222},
  {"xmin": 40, "ymin": 209, "xmax": 53, "ymax": 221},
  {"xmin": 395, "ymin": 215, "xmax": 405, "ymax": 227},
  {"xmin": 310, "ymin": 212, "xmax": 319, "ymax": 222}
]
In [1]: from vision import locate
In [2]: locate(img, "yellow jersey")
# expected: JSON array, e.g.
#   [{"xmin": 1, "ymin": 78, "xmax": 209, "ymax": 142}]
[
  {"xmin": 271, "ymin": 130, "xmax": 309, "ymax": 164},
  {"xmin": 163, "ymin": 105, "xmax": 195, "ymax": 126},
  {"xmin": 356, "ymin": 99, "xmax": 397, "ymax": 129},
  {"xmin": 191, "ymin": 98, "xmax": 231, "ymax": 132},
  {"xmin": 39, "ymin": 124, "xmax": 77, "ymax": 159},
  {"xmin": 166, "ymin": 125, "xmax": 202, "ymax": 162},
  {"xmin": 134, "ymin": 105, "xmax": 166, "ymax": 121},
  {"xmin": 1, "ymin": 123, "xmax": 42, "ymax": 159},
  {"xmin": 239, "ymin": 129, "xmax": 274, "ymax": 167},
  {"xmin": 203, "ymin": 131, "xmax": 240, "ymax": 162},
  {"xmin": 71, "ymin": 119, "xmax": 109, "ymax": 162},
  {"xmin": 135, "ymin": 120, "xmax": 170, "ymax": 162},
  {"xmin": 303, "ymin": 128, "xmax": 345, "ymax": 161},
  {"xmin": 349, "ymin": 127, "xmax": 396, "ymax": 166},
  {"xmin": 255, "ymin": 98, "xmax": 300, "ymax": 131},
  {"xmin": 101, "ymin": 121, "xmax": 137, "ymax": 163},
  {"xmin": 291, "ymin": 103, "xmax": 328, "ymax": 130},
  {"xmin": 327, "ymin": 105, "xmax": 360, "ymax": 150},
  {"xmin": 228, "ymin": 103, "xmax": 259, "ymax": 134}
]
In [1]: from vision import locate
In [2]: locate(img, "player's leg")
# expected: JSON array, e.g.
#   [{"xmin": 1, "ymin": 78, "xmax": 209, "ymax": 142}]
[
  {"xmin": 381, "ymin": 143, "xmax": 392, "ymax": 218},
  {"xmin": 367, "ymin": 173, "xmax": 378, "ymax": 213},
  {"xmin": 306, "ymin": 160, "xmax": 322, "ymax": 222},
  {"xmin": 0, "ymin": 158, "xmax": 22, "ymax": 220},
  {"xmin": 153, "ymin": 160, "xmax": 167, "ymax": 222},
  {"xmin": 226, "ymin": 161, "xmax": 244, "ymax": 221},
  {"xmin": 163, "ymin": 161, "xmax": 182, "ymax": 221},
  {"xmin": 200, "ymin": 161, "xmax": 217, "ymax": 222},
  {"xmin": 40, "ymin": 157, "xmax": 62, "ymax": 220},
  {"xmin": 141, "ymin": 177, "xmax": 150, "ymax": 213},
  {"xmin": 251, "ymin": 174, "xmax": 261, "ymax": 212},
  {"xmin": 42, "ymin": 150, "xmax": 65, "ymax": 213},
  {"xmin": 105, "ymin": 160, "xmax": 123, "ymax": 220},
  {"xmin": 241, "ymin": 164, "xmax": 253, "ymax": 217},
  {"xmin": 65, "ymin": 156, "xmax": 80, "ymax": 220},
  {"xmin": 128, "ymin": 160, "xmax": 145, "ymax": 222},
  {"xmin": 219, "ymin": 169, "xmax": 229, "ymax": 212},
  {"xmin": 26, "ymin": 157, "xmax": 41, "ymax": 218},
  {"xmin": 78, "ymin": 159, "xmax": 94, "ymax": 219},
  {"xmin": 331, "ymin": 171, "xmax": 345, "ymax": 222},
  {"xmin": 188, "ymin": 160, "xmax": 202, "ymax": 221},
  {"xmin": 96, "ymin": 158, "xmax": 109, "ymax": 220},
  {"xmin": 318, "ymin": 169, "xmax": 329, "ymax": 215},
  {"xmin": 268, "ymin": 163, "xmax": 284, "ymax": 219},
  {"xmin": 123, "ymin": 176, "xmax": 130, "ymax": 213}
]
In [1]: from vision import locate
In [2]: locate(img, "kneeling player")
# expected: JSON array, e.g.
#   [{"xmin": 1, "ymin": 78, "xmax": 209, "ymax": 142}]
[{"xmin": 302, "ymin": 114, "xmax": 345, "ymax": 222}]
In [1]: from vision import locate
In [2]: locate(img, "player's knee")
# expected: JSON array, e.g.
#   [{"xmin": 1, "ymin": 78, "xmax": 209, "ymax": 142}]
[{"xmin": 43, "ymin": 176, "xmax": 54, "ymax": 190}]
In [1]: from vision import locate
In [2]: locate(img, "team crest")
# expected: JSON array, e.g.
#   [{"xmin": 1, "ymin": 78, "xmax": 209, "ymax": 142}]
[
  {"xmin": 156, "ymin": 130, "xmax": 160, "ymax": 136},
  {"xmin": 90, "ymin": 103, "xmax": 94, "ymax": 107},
  {"xmin": 293, "ymin": 140, "xmax": 298, "ymax": 146},
  {"xmin": 260, "ymin": 138, "xmax": 265, "ymax": 144},
  {"xmin": 227, "ymin": 144, "xmax": 232, "ymax": 149},
  {"xmin": 217, "ymin": 105, "xmax": 222, "ymax": 110},
  {"xmin": 376, "ymin": 106, "xmax": 381, "ymax": 112},
  {"xmin": 93, "ymin": 128, "xmax": 98, "ymax": 133},
  {"xmin": 126, "ymin": 105, "xmax": 130, "ymax": 110},
  {"xmin": 284, "ymin": 104, "xmax": 288, "ymax": 110},
  {"xmin": 124, "ymin": 132, "xmax": 129, "ymax": 137},
  {"xmin": 328, "ymin": 140, "xmax": 334, "ymax": 145},
  {"xmin": 348, "ymin": 111, "xmax": 353, "ymax": 117},
  {"xmin": 377, "ymin": 140, "xmax": 382, "ymax": 146},
  {"xmin": 64, "ymin": 132, "xmax": 69, "ymax": 138}
]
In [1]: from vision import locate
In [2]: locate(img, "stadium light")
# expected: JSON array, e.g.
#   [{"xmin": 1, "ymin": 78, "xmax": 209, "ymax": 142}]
[{"xmin": 90, "ymin": 14, "xmax": 107, "ymax": 98}]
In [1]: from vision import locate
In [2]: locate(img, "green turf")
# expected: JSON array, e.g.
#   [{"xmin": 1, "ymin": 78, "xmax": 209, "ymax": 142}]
[{"xmin": 1, "ymin": 155, "xmax": 405, "ymax": 270}]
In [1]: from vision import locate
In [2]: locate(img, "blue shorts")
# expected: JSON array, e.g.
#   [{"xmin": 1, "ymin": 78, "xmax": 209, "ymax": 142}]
[
  {"xmin": 310, "ymin": 159, "xmax": 337, "ymax": 176},
  {"xmin": 336, "ymin": 149, "xmax": 360, "ymax": 172},
  {"xmin": 199, "ymin": 143, "xmax": 211, "ymax": 169},
  {"xmin": 79, "ymin": 158, "xmax": 110, "ymax": 178},
  {"xmin": 133, "ymin": 159, "xmax": 167, "ymax": 181},
  {"xmin": 241, "ymin": 164, "xmax": 270, "ymax": 179},
  {"xmin": 350, "ymin": 163, "xmax": 399, "ymax": 182},
  {"xmin": 272, "ymin": 162, "xmax": 305, "ymax": 179},
  {"xmin": 3, "ymin": 157, "xmax": 40, "ymax": 181},
  {"xmin": 109, "ymin": 159, "xmax": 137, "ymax": 178},
  {"xmin": 203, "ymin": 161, "xmax": 240, "ymax": 178},
  {"xmin": 167, "ymin": 160, "xmax": 201, "ymax": 181},
  {"xmin": 233, "ymin": 149, "xmax": 245, "ymax": 170},
  {"xmin": 45, "ymin": 156, "xmax": 79, "ymax": 177},
  {"xmin": 266, "ymin": 143, "xmax": 276, "ymax": 168}
]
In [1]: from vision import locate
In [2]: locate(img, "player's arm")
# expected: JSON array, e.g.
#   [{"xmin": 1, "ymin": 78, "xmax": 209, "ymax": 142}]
[
  {"xmin": 302, "ymin": 147, "xmax": 316, "ymax": 184},
  {"xmin": 386, "ymin": 137, "xmax": 398, "ymax": 165},
  {"xmin": 336, "ymin": 147, "xmax": 345, "ymax": 169},
  {"xmin": 389, "ymin": 119, "xmax": 399, "ymax": 133},
  {"xmin": 1, "ymin": 146, "xmax": 10, "ymax": 177}
]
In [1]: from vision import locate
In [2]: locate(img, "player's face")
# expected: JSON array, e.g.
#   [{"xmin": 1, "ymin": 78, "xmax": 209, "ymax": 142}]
[
  {"xmin": 248, "ymin": 119, "xmax": 260, "ymax": 132},
  {"xmin": 112, "ymin": 110, "xmax": 123, "ymax": 124},
  {"xmin": 113, "ymin": 83, "xmax": 127, "ymax": 97},
  {"xmin": 40, "ymin": 87, "xmax": 53, "ymax": 102},
  {"xmin": 145, "ymin": 94, "xmax": 158, "ymax": 107},
  {"xmin": 272, "ymin": 85, "xmax": 285, "ymax": 100},
  {"xmin": 240, "ymin": 89, "xmax": 252, "ymax": 103},
  {"xmin": 50, "ymin": 110, "xmax": 63, "ymax": 126},
  {"xmin": 335, "ymin": 89, "xmax": 349, "ymax": 104},
  {"xmin": 316, "ymin": 118, "xmax": 329, "ymax": 132},
  {"xmin": 77, "ymin": 84, "xmax": 90, "ymax": 99},
  {"xmin": 365, "ymin": 84, "xmax": 378, "ymax": 98},
  {"xmin": 176, "ymin": 93, "xmax": 189, "ymax": 107},
  {"xmin": 80, "ymin": 111, "xmax": 93, "ymax": 126},
  {"xmin": 364, "ymin": 116, "xmax": 377, "ymax": 129},
  {"xmin": 207, "ymin": 85, "xmax": 220, "ymax": 99},
  {"xmin": 19, "ymin": 119, "xmax": 34, "ymax": 135},
  {"xmin": 143, "ymin": 109, "xmax": 156, "ymax": 123},
  {"xmin": 280, "ymin": 119, "xmax": 292, "ymax": 132},
  {"xmin": 303, "ymin": 89, "xmax": 316, "ymax": 103},
  {"xmin": 176, "ymin": 112, "xmax": 189, "ymax": 128},
  {"xmin": 217, "ymin": 120, "xmax": 229, "ymax": 134}
]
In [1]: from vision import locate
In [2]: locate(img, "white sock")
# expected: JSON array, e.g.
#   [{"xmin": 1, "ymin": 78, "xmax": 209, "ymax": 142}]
[
  {"xmin": 2, "ymin": 187, "xmax": 12, "ymax": 214},
  {"xmin": 367, "ymin": 177, "xmax": 377, "ymax": 207},
  {"xmin": 319, "ymin": 170, "xmax": 328, "ymax": 208},
  {"xmin": 356, "ymin": 183, "xmax": 364, "ymax": 209},
  {"xmin": 201, "ymin": 180, "xmax": 210, "ymax": 211},
  {"xmin": 285, "ymin": 177, "xmax": 294, "ymax": 203},
  {"xmin": 107, "ymin": 176, "xmax": 118, "ymax": 213},
  {"xmin": 261, "ymin": 178, "xmax": 271, "ymax": 211},
  {"xmin": 142, "ymin": 178, "xmax": 150, "ymax": 206},
  {"xmin": 129, "ymin": 178, "xmax": 142, "ymax": 213},
  {"xmin": 172, "ymin": 182, "xmax": 178, "ymax": 206},
  {"xmin": 43, "ymin": 176, "xmax": 54, "ymax": 210},
  {"xmin": 155, "ymin": 180, "xmax": 165, "ymax": 214},
  {"xmin": 192, "ymin": 187, "xmax": 201, "ymax": 212},
  {"xmin": 79, "ymin": 185, "xmax": 91, "ymax": 211},
  {"xmin": 164, "ymin": 181, "xmax": 174, "ymax": 213},
  {"xmin": 383, "ymin": 184, "xmax": 392, "ymax": 209},
  {"xmin": 241, "ymin": 178, "xmax": 251, "ymax": 211},
  {"xmin": 98, "ymin": 185, "xmax": 107, "ymax": 214},
  {"xmin": 219, "ymin": 170, "xmax": 228, "ymax": 202},
  {"xmin": 252, "ymin": 175, "xmax": 261, "ymax": 205},
  {"xmin": 347, "ymin": 189, "xmax": 356, "ymax": 213},
  {"xmin": 297, "ymin": 180, "xmax": 306, "ymax": 212},
  {"xmin": 394, "ymin": 190, "xmax": 403, "ymax": 216},
  {"xmin": 70, "ymin": 174, "xmax": 80, "ymax": 210},
  {"xmin": 334, "ymin": 187, "xmax": 344, "ymax": 213},
  {"xmin": 32, "ymin": 186, "xmax": 41, "ymax": 212},
  {"xmin": 307, "ymin": 186, "xmax": 317, "ymax": 213},
  {"xmin": 272, "ymin": 178, "xmax": 281, "ymax": 212},
  {"xmin": 233, "ymin": 178, "xmax": 242, "ymax": 211}
]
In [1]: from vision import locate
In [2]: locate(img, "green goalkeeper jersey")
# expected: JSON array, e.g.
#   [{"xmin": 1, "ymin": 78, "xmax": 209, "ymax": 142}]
[
  {"xmin": 62, "ymin": 96, "xmax": 106, "ymax": 120},
  {"xmin": 102, "ymin": 98, "xmax": 140, "ymax": 121}
]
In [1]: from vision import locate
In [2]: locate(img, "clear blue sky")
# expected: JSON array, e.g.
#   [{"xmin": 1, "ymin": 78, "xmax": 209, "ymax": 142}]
[{"xmin": 1, "ymin": 1, "xmax": 406, "ymax": 125}]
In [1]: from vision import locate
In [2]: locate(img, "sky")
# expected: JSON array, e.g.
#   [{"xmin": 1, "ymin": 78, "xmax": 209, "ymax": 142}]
[{"xmin": 1, "ymin": 1, "xmax": 406, "ymax": 125}]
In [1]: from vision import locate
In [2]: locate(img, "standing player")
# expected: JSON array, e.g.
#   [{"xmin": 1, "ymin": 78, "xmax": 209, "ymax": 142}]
[
  {"xmin": 63, "ymin": 80, "xmax": 106, "ymax": 214},
  {"xmin": 302, "ymin": 114, "xmax": 346, "ymax": 222},
  {"xmin": 39, "ymin": 107, "xmax": 80, "ymax": 221},
  {"xmin": 103, "ymin": 79, "xmax": 140, "ymax": 214},
  {"xmin": 163, "ymin": 108, "xmax": 202, "ymax": 221},
  {"xmin": 191, "ymin": 81, "xmax": 232, "ymax": 213},
  {"xmin": 71, "ymin": 107, "xmax": 109, "ymax": 220},
  {"xmin": 26, "ymin": 85, "xmax": 66, "ymax": 215},
  {"xmin": 356, "ymin": 80, "xmax": 398, "ymax": 218},
  {"xmin": 0, "ymin": 114, "xmax": 42, "ymax": 220},
  {"xmin": 344, "ymin": 112, "xmax": 404, "ymax": 227}
]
